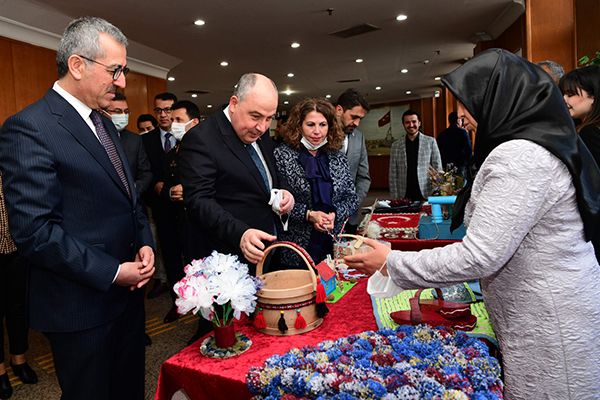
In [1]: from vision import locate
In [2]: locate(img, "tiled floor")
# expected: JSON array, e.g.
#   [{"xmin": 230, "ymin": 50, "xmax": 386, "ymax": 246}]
[{"xmin": 2, "ymin": 189, "xmax": 391, "ymax": 399}]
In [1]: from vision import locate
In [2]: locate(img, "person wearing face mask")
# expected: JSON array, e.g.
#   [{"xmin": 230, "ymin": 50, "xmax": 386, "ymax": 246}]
[
  {"xmin": 274, "ymin": 97, "xmax": 359, "ymax": 267},
  {"xmin": 103, "ymin": 92, "xmax": 153, "ymax": 197},
  {"xmin": 559, "ymin": 64, "xmax": 600, "ymax": 261}
]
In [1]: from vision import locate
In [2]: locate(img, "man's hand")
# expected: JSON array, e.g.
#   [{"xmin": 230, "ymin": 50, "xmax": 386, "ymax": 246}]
[
  {"xmin": 344, "ymin": 238, "xmax": 391, "ymax": 276},
  {"xmin": 278, "ymin": 189, "xmax": 294, "ymax": 214},
  {"xmin": 170, "ymin": 184, "xmax": 183, "ymax": 201},
  {"xmin": 154, "ymin": 181, "xmax": 164, "ymax": 196},
  {"xmin": 240, "ymin": 229, "xmax": 276, "ymax": 264},
  {"xmin": 115, "ymin": 246, "xmax": 155, "ymax": 290}
]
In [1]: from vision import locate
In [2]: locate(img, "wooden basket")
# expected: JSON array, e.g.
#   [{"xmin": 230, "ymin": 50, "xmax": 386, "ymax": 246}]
[{"xmin": 254, "ymin": 242, "xmax": 323, "ymax": 336}]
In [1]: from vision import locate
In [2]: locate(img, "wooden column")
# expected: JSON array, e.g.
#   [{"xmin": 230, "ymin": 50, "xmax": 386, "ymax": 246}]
[{"xmin": 526, "ymin": 0, "xmax": 576, "ymax": 71}]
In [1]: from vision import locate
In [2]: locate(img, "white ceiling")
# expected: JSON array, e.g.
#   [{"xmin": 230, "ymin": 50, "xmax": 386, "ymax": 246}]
[{"xmin": 0, "ymin": 0, "xmax": 525, "ymax": 114}]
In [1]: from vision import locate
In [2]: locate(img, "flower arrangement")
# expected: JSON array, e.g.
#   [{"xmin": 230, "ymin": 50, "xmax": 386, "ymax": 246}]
[
  {"xmin": 174, "ymin": 251, "xmax": 264, "ymax": 327},
  {"xmin": 428, "ymin": 164, "xmax": 465, "ymax": 196},
  {"xmin": 246, "ymin": 325, "xmax": 503, "ymax": 399}
]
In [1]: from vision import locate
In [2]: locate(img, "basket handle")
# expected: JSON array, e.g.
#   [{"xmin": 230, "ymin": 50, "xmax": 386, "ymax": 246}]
[
  {"xmin": 337, "ymin": 233, "xmax": 365, "ymax": 249},
  {"xmin": 255, "ymin": 241, "xmax": 318, "ymax": 291}
]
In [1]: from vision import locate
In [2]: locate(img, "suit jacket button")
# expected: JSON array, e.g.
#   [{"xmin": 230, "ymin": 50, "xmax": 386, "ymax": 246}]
[{"xmin": 130, "ymin": 243, "xmax": 134, "ymax": 248}]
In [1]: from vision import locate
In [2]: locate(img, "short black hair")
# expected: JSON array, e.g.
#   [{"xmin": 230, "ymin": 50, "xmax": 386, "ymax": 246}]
[
  {"xmin": 137, "ymin": 114, "xmax": 157, "ymax": 128},
  {"xmin": 335, "ymin": 88, "xmax": 370, "ymax": 112},
  {"xmin": 171, "ymin": 100, "xmax": 201, "ymax": 121},
  {"xmin": 112, "ymin": 92, "xmax": 127, "ymax": 101},
  {"xmin": 154, "ymin": 92, "xmax": 177, "ymax": 103},
  {"xmin": 402, "ymin": 109, "xmax": 421, "ymax": 122},
  {"xmin": 448, "ymin": 111, "xmax": 459, "ymax": 125},
  {"xmin": 277, "ymin": 114, "xmax": 289, "ymax": 124}
]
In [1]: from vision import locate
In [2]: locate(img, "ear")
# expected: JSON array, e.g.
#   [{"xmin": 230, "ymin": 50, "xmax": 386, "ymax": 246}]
[
  {"xmin": 229, "ymin": 96, "xmax": 239, "ymax": 113},
  {"xmin": 68, "ymin": 55, "xmax": 86, "ymax": 81},
  {"xmin": 191, "ymin": 118, "xmax": 200, "ymax": 128},
  {"xmin": 335, "ymin": 104, "xmax": 343, "ymax": 117}
]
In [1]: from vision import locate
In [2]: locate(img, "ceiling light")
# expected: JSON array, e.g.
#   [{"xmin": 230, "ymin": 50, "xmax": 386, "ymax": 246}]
[
  {"xmin": 355, "ymin": 59, "xmax": 364, "ymax": 63},
  {"xmin": 287, "ymin": 73, "xmax": 294, "ymax": 78},
  {"xmin": 207, "ymin": 105, "xmax": 212, "ymax": 108},
  {"xmin": 285, "ymin": 90, "xmax": 292, "ymax": 95},
  {"xmin": 375, "ymin": 86, "xmax": 381, "ymax": 90},
  {"xmin": 434, "ymin": 91, "xmax": 440, "ymax": 98},
  {"xmin": 434, "ymin": 77, "xmax": 441, "ymax": 81},
  {"xmin": 167, "ymin": 77, "xmax": 175, "ymax": 81},
  {"xmin": 291, "ymin": 42, "xmax": 300, "ymax": 48},
  {"xmin": 220, "ymin": 61, "xmax": 228, "ymax": 66},
  {"xmin": 401, "ymin": 69, "xmax": 408, "ymax": 73},
  {"xmin": 325, "ymin": 95, "xmax": 331, "ymax": 99},
  {"xmin": 194, "ymin": 20, "xmax": 205, "ymax": 26},
  {"xmin": 396, "ymin": 15, "xmax": 408, "ymax": 21},
  {"xmin": 406, "ymin": 91, "xmax": 411, "ymax": 95},
  {"xmin": 284, "ymin": 101, "xmax": 289, "ymax": 104},
  {"xmin": 191, "ymin": 94, "xmax": 198, "ymax": 98}
]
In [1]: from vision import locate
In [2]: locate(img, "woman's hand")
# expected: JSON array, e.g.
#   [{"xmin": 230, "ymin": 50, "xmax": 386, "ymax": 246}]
[
  {"xmin": 309, "ymin": 211, "xmax": 335, "ymax": 232},
  {"xmin": 344, "ymin": 238, "xmax": 391, "ymax": 276}
]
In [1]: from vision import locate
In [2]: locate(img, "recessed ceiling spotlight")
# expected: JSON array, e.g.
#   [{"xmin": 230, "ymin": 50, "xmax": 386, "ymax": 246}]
[
  {"xmin": 434, "ymin": 91, "xmax": 440, "ymax": 98},
  {"xmin": 167, "ymin": 77, "xmax": 175, "ymax": 81},
  {"xmin": 406, "ymin": 91, "xmax": 412, "ymax": 95},
  {"xmin": 291, "ymin": 42, "xmax": 300, "ymax": 48},
  {"xmin": 285, "ymin": 90, "xmax": 292, "ymax": 96},
  {"xmin": 191, "ymin": 94, "xmax": 198, "ymax": 98},
  {"xmin": 287, "ymin": 73, "xmax": 294, "ymax": 78},
  {"xmin": 220, "ymin": 61, "xmax": 228, "ymax": 66},
  {"xmin": 284, "ymin": 101, "xmax": 289, "ymax": 104},
  {"xmin": 194, "ymin": 20, "xmax": 205, "ymax": 26},
  {"xmin": 325, "ymin": 95, "xmax": 331, "ymax": 99},
  {"xmin": 375, "ymin": 86, "xmax": 381, "ymax": 90},
  {"xmin": 401, "ymin": 69, "xmax": 408, "ymax": 73},
  {"xmin": 396, "ymin": 15, "xmax": 408, "ymax": 21},
  {"xmin": 207, "ymin": 104, "xmax": 213, "ymax": 108},
  {"xmin": 355, "ymin": 58, "xmax": 364, "ymax": 63},
  {"xmin": 434, "ymin": 76, "xmax": 441, "ymax": 81}
]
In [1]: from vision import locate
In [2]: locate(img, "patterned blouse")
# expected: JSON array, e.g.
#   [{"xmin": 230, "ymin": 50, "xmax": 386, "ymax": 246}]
[{"xmin": 0, "ymin": 173, "xmax": 17, "ymax": 254}]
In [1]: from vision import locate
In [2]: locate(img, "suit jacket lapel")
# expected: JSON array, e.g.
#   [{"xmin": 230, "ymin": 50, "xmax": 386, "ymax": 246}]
[
  {"xmin": 46, "ymin": 90, "xmax": 133, "ymax": 201},
  {"xmin": 215, "ymin": 108, "xmax": 270, "ymax": 195}
]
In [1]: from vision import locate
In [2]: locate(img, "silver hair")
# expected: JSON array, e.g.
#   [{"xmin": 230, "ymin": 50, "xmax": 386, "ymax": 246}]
[
  {"xmin": 56, "ymin": 16, "xmax": 128, "ymax": 79},
  {"xmin": 536, "ymin": 60, "xmax": 565, "ymax": 81},
  {"xmin": 232, "ymin": 73, "xmax": 278, "ymax": 103}
]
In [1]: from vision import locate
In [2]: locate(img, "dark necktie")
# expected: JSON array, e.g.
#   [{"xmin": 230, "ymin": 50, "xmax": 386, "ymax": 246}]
[
  {"xmin": 164, "ymin": 132, "xmax": 173, "ymax": 152},
  {"xmin": 246, "ymin": 144, "xmax": 270, "ymax": 191},
  {"xmin": 90, "ymin": 110, "xmax": 131, "ymax": 197}
]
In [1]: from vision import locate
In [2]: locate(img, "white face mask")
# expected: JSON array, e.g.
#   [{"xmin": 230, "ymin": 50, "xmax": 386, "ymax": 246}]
[
  {"xmin": 110, "ymin": 113, "xmax": 129, "ymax": 132},
  {"xmin": 367, "ymin": 263, "xmax": 404, "ymax": 298},
  {"xmin": 301, "ymin": 136, "xmax": 328, "ymax": 151},
  {"xmin": 171, "ymin": 120, "xmax": 194, "ymax": 141}
]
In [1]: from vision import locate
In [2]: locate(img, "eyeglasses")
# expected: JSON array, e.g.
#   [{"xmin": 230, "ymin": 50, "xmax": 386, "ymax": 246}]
[
  {"xmin": 153, "ymin": 107, "xmax": 173, "ymax": 115},
  {"xmin": 78, "ymin": 55, "xmax": 129, "ymax": 81},
  {"xmin": 105, "ymin": 108, "xmax": 131, "ymax": 115}
]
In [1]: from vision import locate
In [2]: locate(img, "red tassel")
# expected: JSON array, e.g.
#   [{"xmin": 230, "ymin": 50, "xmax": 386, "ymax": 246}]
[
  {"xmin": 253, "ymin": 309, "xmax": 266, "ymax": 329},
  {"xmin": 316, "ymin": 280, "xmax": 327, "ymax": 303},
  {"xmin": 295, "ymin": 309, "xmax": 307, "ymax": 329}
]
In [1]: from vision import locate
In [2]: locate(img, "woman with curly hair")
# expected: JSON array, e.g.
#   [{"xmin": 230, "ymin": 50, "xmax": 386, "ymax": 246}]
[
  {"xmin": 559, "ymin": 65, "xmax": 600, "ymax": 261},
  {"xmin": 274, "ymin": 97, "xmax": 359, "ymax": 266}
]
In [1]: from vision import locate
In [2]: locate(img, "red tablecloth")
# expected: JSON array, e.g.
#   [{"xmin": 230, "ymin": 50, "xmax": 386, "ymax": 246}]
[{"xmin": 155, "ymin": 279, "xmax": 376, "ymax": 400}]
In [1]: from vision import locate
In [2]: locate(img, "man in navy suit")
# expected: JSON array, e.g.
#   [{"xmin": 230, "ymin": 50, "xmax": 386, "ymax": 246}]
[
  {"xmin": 0, "ymin": 17, "xmax": 154, "ymax": 400},
  {"xmin": 180, "ymin": 73, "xmax": 294, "ymax": 270}
]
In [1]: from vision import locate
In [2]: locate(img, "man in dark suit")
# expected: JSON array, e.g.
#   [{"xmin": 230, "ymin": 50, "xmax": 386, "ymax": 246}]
[
  {"xmin": 335, "ymin": 89, "xmax": 371, "ymax": 234},
  {"xmin": 436, "ymin": 111, "xmax": 473, "ymax": 175},
  {"xmin": 0, "ymin": 17, "xmax": 154, "ymax": 400},
  {"xmin": 103, "ymin": 92, "xmax": 153, "ymax": 196},
  {"xmin": 179, "ymin": 73, "xmax": 294, "ymax": 270},
  {"xmin": 141, "ymin": 92, "xmax": 185, "ymax": 323}
]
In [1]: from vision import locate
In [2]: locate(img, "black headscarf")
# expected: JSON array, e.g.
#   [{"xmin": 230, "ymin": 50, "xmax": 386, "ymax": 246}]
[{"xmin": 443, "ymin": 48, "xmax": 600, "ymax": 240}]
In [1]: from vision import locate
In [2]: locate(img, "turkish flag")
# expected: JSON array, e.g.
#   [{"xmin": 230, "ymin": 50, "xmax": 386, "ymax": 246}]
[{"xmin": 378, "ymin": 111, "xmax": 391, "ymax": 127}]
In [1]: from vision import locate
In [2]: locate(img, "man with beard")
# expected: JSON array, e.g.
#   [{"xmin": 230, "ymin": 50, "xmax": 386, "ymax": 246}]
[
  {"xmin": 389, "ymin": 110, "xmax": 441, "ymax": 200},
  {"xmin": 335, "ymin": 89, "xmax": 371, "ymax": 234}
]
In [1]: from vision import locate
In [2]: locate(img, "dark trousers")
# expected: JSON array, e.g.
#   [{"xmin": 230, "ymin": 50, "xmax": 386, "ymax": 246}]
[
  {"xmin": 44, "ymin": 290, "xmax": 145, "ymax": 400},
  {"xmin": 155, "ymin": 215, "xmax": 185, "ymax": 302},
  {"xmin": 0, "ymin": 251, "xmax": 29, "ymax": 362}
]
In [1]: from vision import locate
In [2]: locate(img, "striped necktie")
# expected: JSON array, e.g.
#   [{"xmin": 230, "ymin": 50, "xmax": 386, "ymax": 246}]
[
  {"xmin": 164, "ymin": 132, "xmax": 173, "ymax": 152},
  {"xmin": 90, "ymin": 110, "xmax": 131, "ymax": 197}
]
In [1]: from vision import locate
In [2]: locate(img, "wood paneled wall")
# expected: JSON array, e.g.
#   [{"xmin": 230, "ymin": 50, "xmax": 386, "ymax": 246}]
[{"xmin": 0, "ymin": 35, "xmax": 167, "ymax": 132}]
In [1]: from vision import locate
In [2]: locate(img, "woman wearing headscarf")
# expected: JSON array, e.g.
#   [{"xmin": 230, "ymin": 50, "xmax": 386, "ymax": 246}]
[
  {"xmin": 559, "ymin": 64, "xmax": 600, "ymax": 261},
  {"xmin": 275, "ymin": 97, "xmax": 359, "ymax": 266},
  {"xmin": 345, "ymin": 49, "xmax": 600, "ymax": 399}
]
